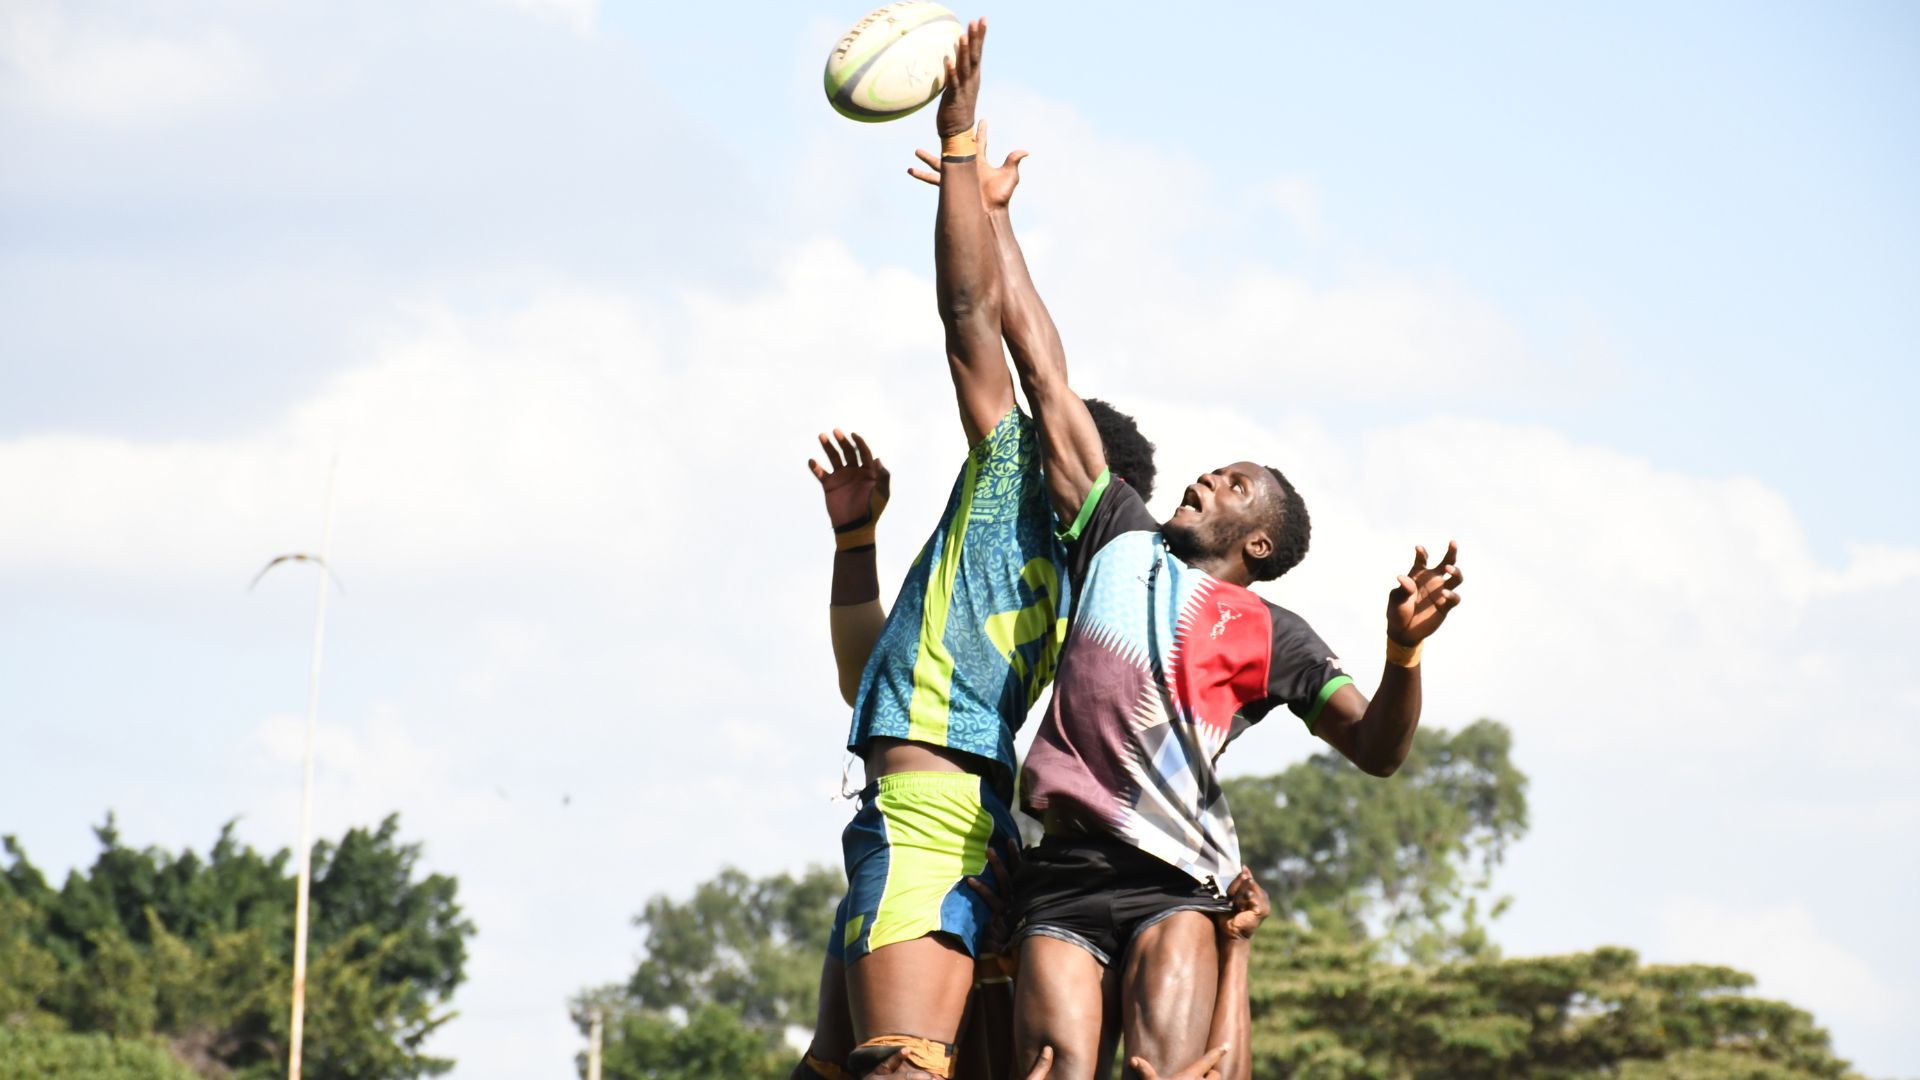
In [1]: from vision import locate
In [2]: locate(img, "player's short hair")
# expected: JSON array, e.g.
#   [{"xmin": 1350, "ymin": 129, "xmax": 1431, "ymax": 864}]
[
  {"xmin": 1249, "ymin": 465, "xmax": 1311, "ymax": 581},
  {"xmin": 1084, "ymin": 398, "xmax": 1157, "ymax": 503}
]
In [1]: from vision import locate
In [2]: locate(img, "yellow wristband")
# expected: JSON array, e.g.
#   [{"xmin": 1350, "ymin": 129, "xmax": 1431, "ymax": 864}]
[
  {"xmin": 941, "ymin": 124, "xmax": 978, "ymax": 161},
  {"xmin": 1386, "ymin": 636, "xmax": 1422, "ymax": 668},
  {"xmin": 835, "ymin": 522, "xmax": 876, "ymax": 551}
]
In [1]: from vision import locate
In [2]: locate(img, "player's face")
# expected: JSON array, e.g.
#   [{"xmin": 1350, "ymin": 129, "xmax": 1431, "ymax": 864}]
[{"xmin": 1162, "ymin": 461, "xmax": 1274, "ymax": 564}]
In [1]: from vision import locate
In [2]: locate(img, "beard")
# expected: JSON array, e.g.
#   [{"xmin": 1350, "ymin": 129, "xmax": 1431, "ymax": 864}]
[{"xmin": 1161, "ymin": 515, "xmax": 1220, "ymax": 565}]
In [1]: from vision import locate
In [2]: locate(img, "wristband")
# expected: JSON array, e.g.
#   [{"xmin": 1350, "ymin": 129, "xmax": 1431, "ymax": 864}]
[
  {"xmin": 1385, "ymin": 636, "xmax": 1423, "ymax": 668},
  {"xmin": 830, "ymin": 489, "xmax": 888, "ymax": 552},
  {"xmin": 941, "ymin": 124, "xmax": 978, "ymax": 162},
  {"xmin": 834, "ymin": 521, "xmax": 877, "ymax": 551}
]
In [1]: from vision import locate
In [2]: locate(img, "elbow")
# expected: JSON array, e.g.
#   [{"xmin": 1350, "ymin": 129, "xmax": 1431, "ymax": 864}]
[
  {"xmin": 1364, "ymin": 758, "xmax": 1402, "ymax": 779},
  {"xmin": 1360, "ymin": 749, "xmax": 1406, "ymax": 778},
  {"xmin": 837, "ymin": 678, "xmax": 859, "ymax": 710}
]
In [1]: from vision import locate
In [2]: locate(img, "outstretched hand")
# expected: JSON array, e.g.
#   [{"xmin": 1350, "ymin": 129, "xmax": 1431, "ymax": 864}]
[
  {"xmin": 935, "ymin": 17, "xmax": 987, "ymax": 137},
  {"xmin": 808, "ymin": 429, "xmax": 890, "ymax": 533},
  {"xmin": 908, "ymin": 119, "xmax": 1028, "ymax": 209},
  {"xmin": 1387, "ymin": 541, "xmax": 1464, "ymax": 646},
  {"xmin": 1216, "ymin": 867, "xmax": 1270, "ymax": 943},
  {"xmin": 1131, "ymin": 1043, "xmax": 1229, "ymax": 1080}
]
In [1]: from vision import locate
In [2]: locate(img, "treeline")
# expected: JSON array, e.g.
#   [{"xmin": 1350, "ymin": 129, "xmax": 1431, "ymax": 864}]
[
  {"xmin": 0, "ymin": 815, "xmax": 471, "ymax": 1080},
  {"xmin": 575, "ymin": 721, "xmax": 1863, "ymax": 1080}
]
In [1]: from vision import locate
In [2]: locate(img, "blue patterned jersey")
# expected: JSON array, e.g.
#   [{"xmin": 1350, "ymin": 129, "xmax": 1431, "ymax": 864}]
[{"xmin": 847, "ymin": 409, "xmax": 1069, "ymax": 797}]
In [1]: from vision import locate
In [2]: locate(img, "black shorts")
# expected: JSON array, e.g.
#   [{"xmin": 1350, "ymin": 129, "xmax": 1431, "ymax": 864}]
[{"xmin": 1010, "ymin": 833, "xmax": 1230, "ymax": 967}]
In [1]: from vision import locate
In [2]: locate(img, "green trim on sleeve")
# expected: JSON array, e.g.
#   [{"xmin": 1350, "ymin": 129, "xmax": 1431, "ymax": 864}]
[
  {"xmin": 1056, "ymin": 468, "xmax": 1112, "ymax": 543},
  {"xmin": 1302, "ymin": 675, "xmax": 1354, "ymax": 734}
]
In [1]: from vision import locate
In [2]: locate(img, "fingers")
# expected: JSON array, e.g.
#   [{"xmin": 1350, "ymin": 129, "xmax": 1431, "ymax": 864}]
[
  {"xmin": 850, "ymin": 431, "xmax": 875, "ymax": 468},
  {"xmin": 1004, "ymin": 148, "xmax": 1030, "ymax": 170},
  {"xmin": 1020, "ymin": 1046, "xmax": 1054, "ymax": 1080},
  {"xmin": 970, "ymin": 17, "xmax": 986, "ymax": 68},
  {"xmin": 807, "ymin": 458, "xmax": 829, "ymax": 483},
  {"xmin": 817, "ymin": 432, "xmax": 845, "ymax": 470},
  {"xmin": 984, "ymin": 845, "xmax": 1011, "ymax": 894},
  {"xmin": 964, "ymin": 875, "xmax": 1002, "ymax": 911},
  {"xmin": 1130, "ymin": 1057, "xmax": 1161, "ymax": 1080},
  {"xmin": 832, "ymin": 428, "xmax": 862, "ymax": 468},
  {"xmin": 1408, "ymin": 544, "xmax": 1429, "ymax": 576},
  {"xmin": 910, "ymin": 147, "xmax": 943, "ymax": 186},
  {"xmin": 1190, "ymin": 1044, "xmax": 1230, "ymax": 1074},
  {"xmin": 977, "ymin": 118, "xmax": 988, "ymax": 159}
]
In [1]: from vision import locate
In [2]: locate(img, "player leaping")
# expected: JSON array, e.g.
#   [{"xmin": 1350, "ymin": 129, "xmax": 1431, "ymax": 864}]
[
  {"xmin": 909, "ymin": 51, "xmax": 1467, "ymax": 1080},
  {"xmin": 790, "ymin": 18, "xmax": 1160, "ymax": 1080}
]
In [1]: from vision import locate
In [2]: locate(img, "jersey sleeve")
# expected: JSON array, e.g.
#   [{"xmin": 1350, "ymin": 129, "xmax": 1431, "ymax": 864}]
[
  {"xmin": 1243, "ymin": 603, "xmax": 1353, "ymax": 734},
  {"xmin": 1055, "ymin": 471, "xmax": 1157, "ymax": 586}
]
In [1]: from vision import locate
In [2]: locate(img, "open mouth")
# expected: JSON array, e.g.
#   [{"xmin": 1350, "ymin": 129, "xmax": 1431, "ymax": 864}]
[{"xmin": 1178, "ymin": 484, "xmax": 1204, "ymax": 514}]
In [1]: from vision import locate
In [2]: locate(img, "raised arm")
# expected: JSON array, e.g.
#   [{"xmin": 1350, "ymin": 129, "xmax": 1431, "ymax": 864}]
[
  {"xmin": 977, "ymin": 126, "xmax": 1105, "ymax": 525},
  {"xmin": 932, "ymin": 19, "xmax": 1015, "ymax": 450},
  {"xmin": 808, "ymin": 430, "xmax": 892, "ymax": 706},
  {"xmin": 1314, "ymin": 542, "xmax": 1465, "ymax": 776},
  {"xmin": 911, "ymin": 113, "xmax": 1102, "ymax": 521}
]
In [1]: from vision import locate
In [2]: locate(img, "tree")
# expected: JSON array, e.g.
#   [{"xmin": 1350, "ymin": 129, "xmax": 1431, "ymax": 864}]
[
  {"xmin": 574, "ymin": 865, "xmax": 843, "ymax": 1080},
  {"xmin": 0, "ymin": 1029, "xmax": 203, "ymax": 1080},
  {"xmin": 1226, "ymin": 719, "xmax": 1528, "ymax": 961},
  {"xmin": 0, "ymin": 813, "xmax": 473, "ymax": 1080},
  {"xmin": 1243, "ymin": 925, "xmax": 1860, "ymax": 1080}
]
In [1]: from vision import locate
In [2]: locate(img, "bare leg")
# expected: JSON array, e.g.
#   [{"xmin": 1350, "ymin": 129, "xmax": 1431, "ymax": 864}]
[
  {"xmin": 793, "ymin": 951, "xmax": 855, "ymax": 1079},
  {"xmin": 847, "ymin": 934, "xmax": 975, "ymax": 1046},
  {"xmin": 1119, "ymin": 912, "xmax": 1218, "ymax": 1079},
  {"xmin": 1012, "ymin": 936, "xmax": 1120, "ymax": 1080}
]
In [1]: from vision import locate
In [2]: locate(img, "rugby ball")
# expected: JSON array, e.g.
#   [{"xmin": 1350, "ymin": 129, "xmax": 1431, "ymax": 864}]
[{"xmin": 824, "ymin": 2, "xmax": 964, "ymax": 123}]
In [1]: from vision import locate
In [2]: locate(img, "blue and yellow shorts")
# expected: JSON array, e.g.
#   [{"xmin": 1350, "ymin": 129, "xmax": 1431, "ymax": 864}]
[{"xmin": 828, "ymin": 771, "xmax": 1020, "ymax": 964}]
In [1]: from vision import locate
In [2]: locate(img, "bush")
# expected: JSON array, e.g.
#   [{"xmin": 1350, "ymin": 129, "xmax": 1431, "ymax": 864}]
[{"xmin": 0, "ymin": 1029, "xmax": 201, "ymax": 1080}]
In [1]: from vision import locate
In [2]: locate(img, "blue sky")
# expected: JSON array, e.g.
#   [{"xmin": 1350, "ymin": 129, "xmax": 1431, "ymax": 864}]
[{"xmin": 2, "ymin": 2, "xmax": 1916, "ymax": 1077}]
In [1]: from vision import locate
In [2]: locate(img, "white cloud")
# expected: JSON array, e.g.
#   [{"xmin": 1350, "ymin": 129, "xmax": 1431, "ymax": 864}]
[
  {"xmin": 1267, "ymin": 176, "xmax": 1323, "ymax": 238},
  {"xmin": 492, "ymin": 0, "xmax": 599, "ymax": 33},
  {"xmin": 1656, "ymin": 897, "xmax": 1912, "ymax": 1027},
  {"xmin": 0, "ymin": 2, "xmax": 266, "ymax": 123}
]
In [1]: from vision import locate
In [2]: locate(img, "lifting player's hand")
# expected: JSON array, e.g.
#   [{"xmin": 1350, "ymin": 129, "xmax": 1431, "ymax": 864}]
[
  {"xmin": 808, "ymin": 429, "xmax": 890, "ymax": 534},
  {"xmin": 1387, "ymin": 541, "xmax": 1465, "ymax": 646},
  {"xmin": 963, "ymin": 839, "xmax": 1023, "ymax": 981},
  {"xmin": 908, "ymin": 120, "xmax": 1028, "ymax": 210},
  {"xmin": 1216, "ymin": 866, "xmax": 1271, "ymax": 943},
  {"xmin": 1130, "ymin": 1043, "xmax": 1229, "ymax": 1080},
  {"xmin": 935, "ymin": 17, "xmax": 987, "ymax": 137}
]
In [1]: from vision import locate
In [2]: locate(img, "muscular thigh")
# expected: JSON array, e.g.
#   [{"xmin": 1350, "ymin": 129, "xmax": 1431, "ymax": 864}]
[
  {"xmin": 1120, "ymin": 911, "xmax": 1218, "ymax": 1079},
  {"xmin": 1012, "ymin": 935, "xmax": 1119, "ymax": 1080},
  {"xmin": 847, "ymin": 934, "xmax": 975, "ymax": 1045}
]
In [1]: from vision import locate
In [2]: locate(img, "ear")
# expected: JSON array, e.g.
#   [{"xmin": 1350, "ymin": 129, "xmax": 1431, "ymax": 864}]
[{"xmin": 1243, "ymin": 530, "xmax": 1273, "ymax": 565}]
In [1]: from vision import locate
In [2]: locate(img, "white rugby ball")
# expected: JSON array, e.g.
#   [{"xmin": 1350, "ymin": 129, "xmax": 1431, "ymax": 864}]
[{"xmin": 823, "ymin": 2, "xmax": 964, "ymax": 123}]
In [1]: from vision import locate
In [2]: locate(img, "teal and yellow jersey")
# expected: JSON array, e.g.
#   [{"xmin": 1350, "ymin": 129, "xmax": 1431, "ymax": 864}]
[{"xmin": 847, "ymin": 408, "xmax": 1068, "ymax": 796}]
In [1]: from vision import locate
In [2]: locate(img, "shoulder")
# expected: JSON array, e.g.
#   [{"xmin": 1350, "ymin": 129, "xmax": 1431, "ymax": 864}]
[{"xmin": 1059, "ymin": 473, "xmax": 1156, "ymax": 544}]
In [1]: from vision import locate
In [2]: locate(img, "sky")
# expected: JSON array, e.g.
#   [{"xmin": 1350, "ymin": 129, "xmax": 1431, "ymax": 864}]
[{"xmin": 2, "ymin": 1, "xmax": 1916, "ymax": 1076}]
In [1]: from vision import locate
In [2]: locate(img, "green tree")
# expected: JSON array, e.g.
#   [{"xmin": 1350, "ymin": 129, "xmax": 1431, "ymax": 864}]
[
  {"xmin": 0, "ymin": 1029, "xmax": 202, "ymax": 1080},
  {"xmin": 0, "ymin": 813, "xmax": 472, "ymax": 1080},
  {"xmin": 576, "ymin": 865, "xmax": 844, "ymax": 1080},
  {"xmin": 1226, "ymin": 718, "xmax": 1528, "ymax": 960},
  {"xmin": 1244, "ymin": 926, "xmax": 1859, "ymax": 1080}
]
